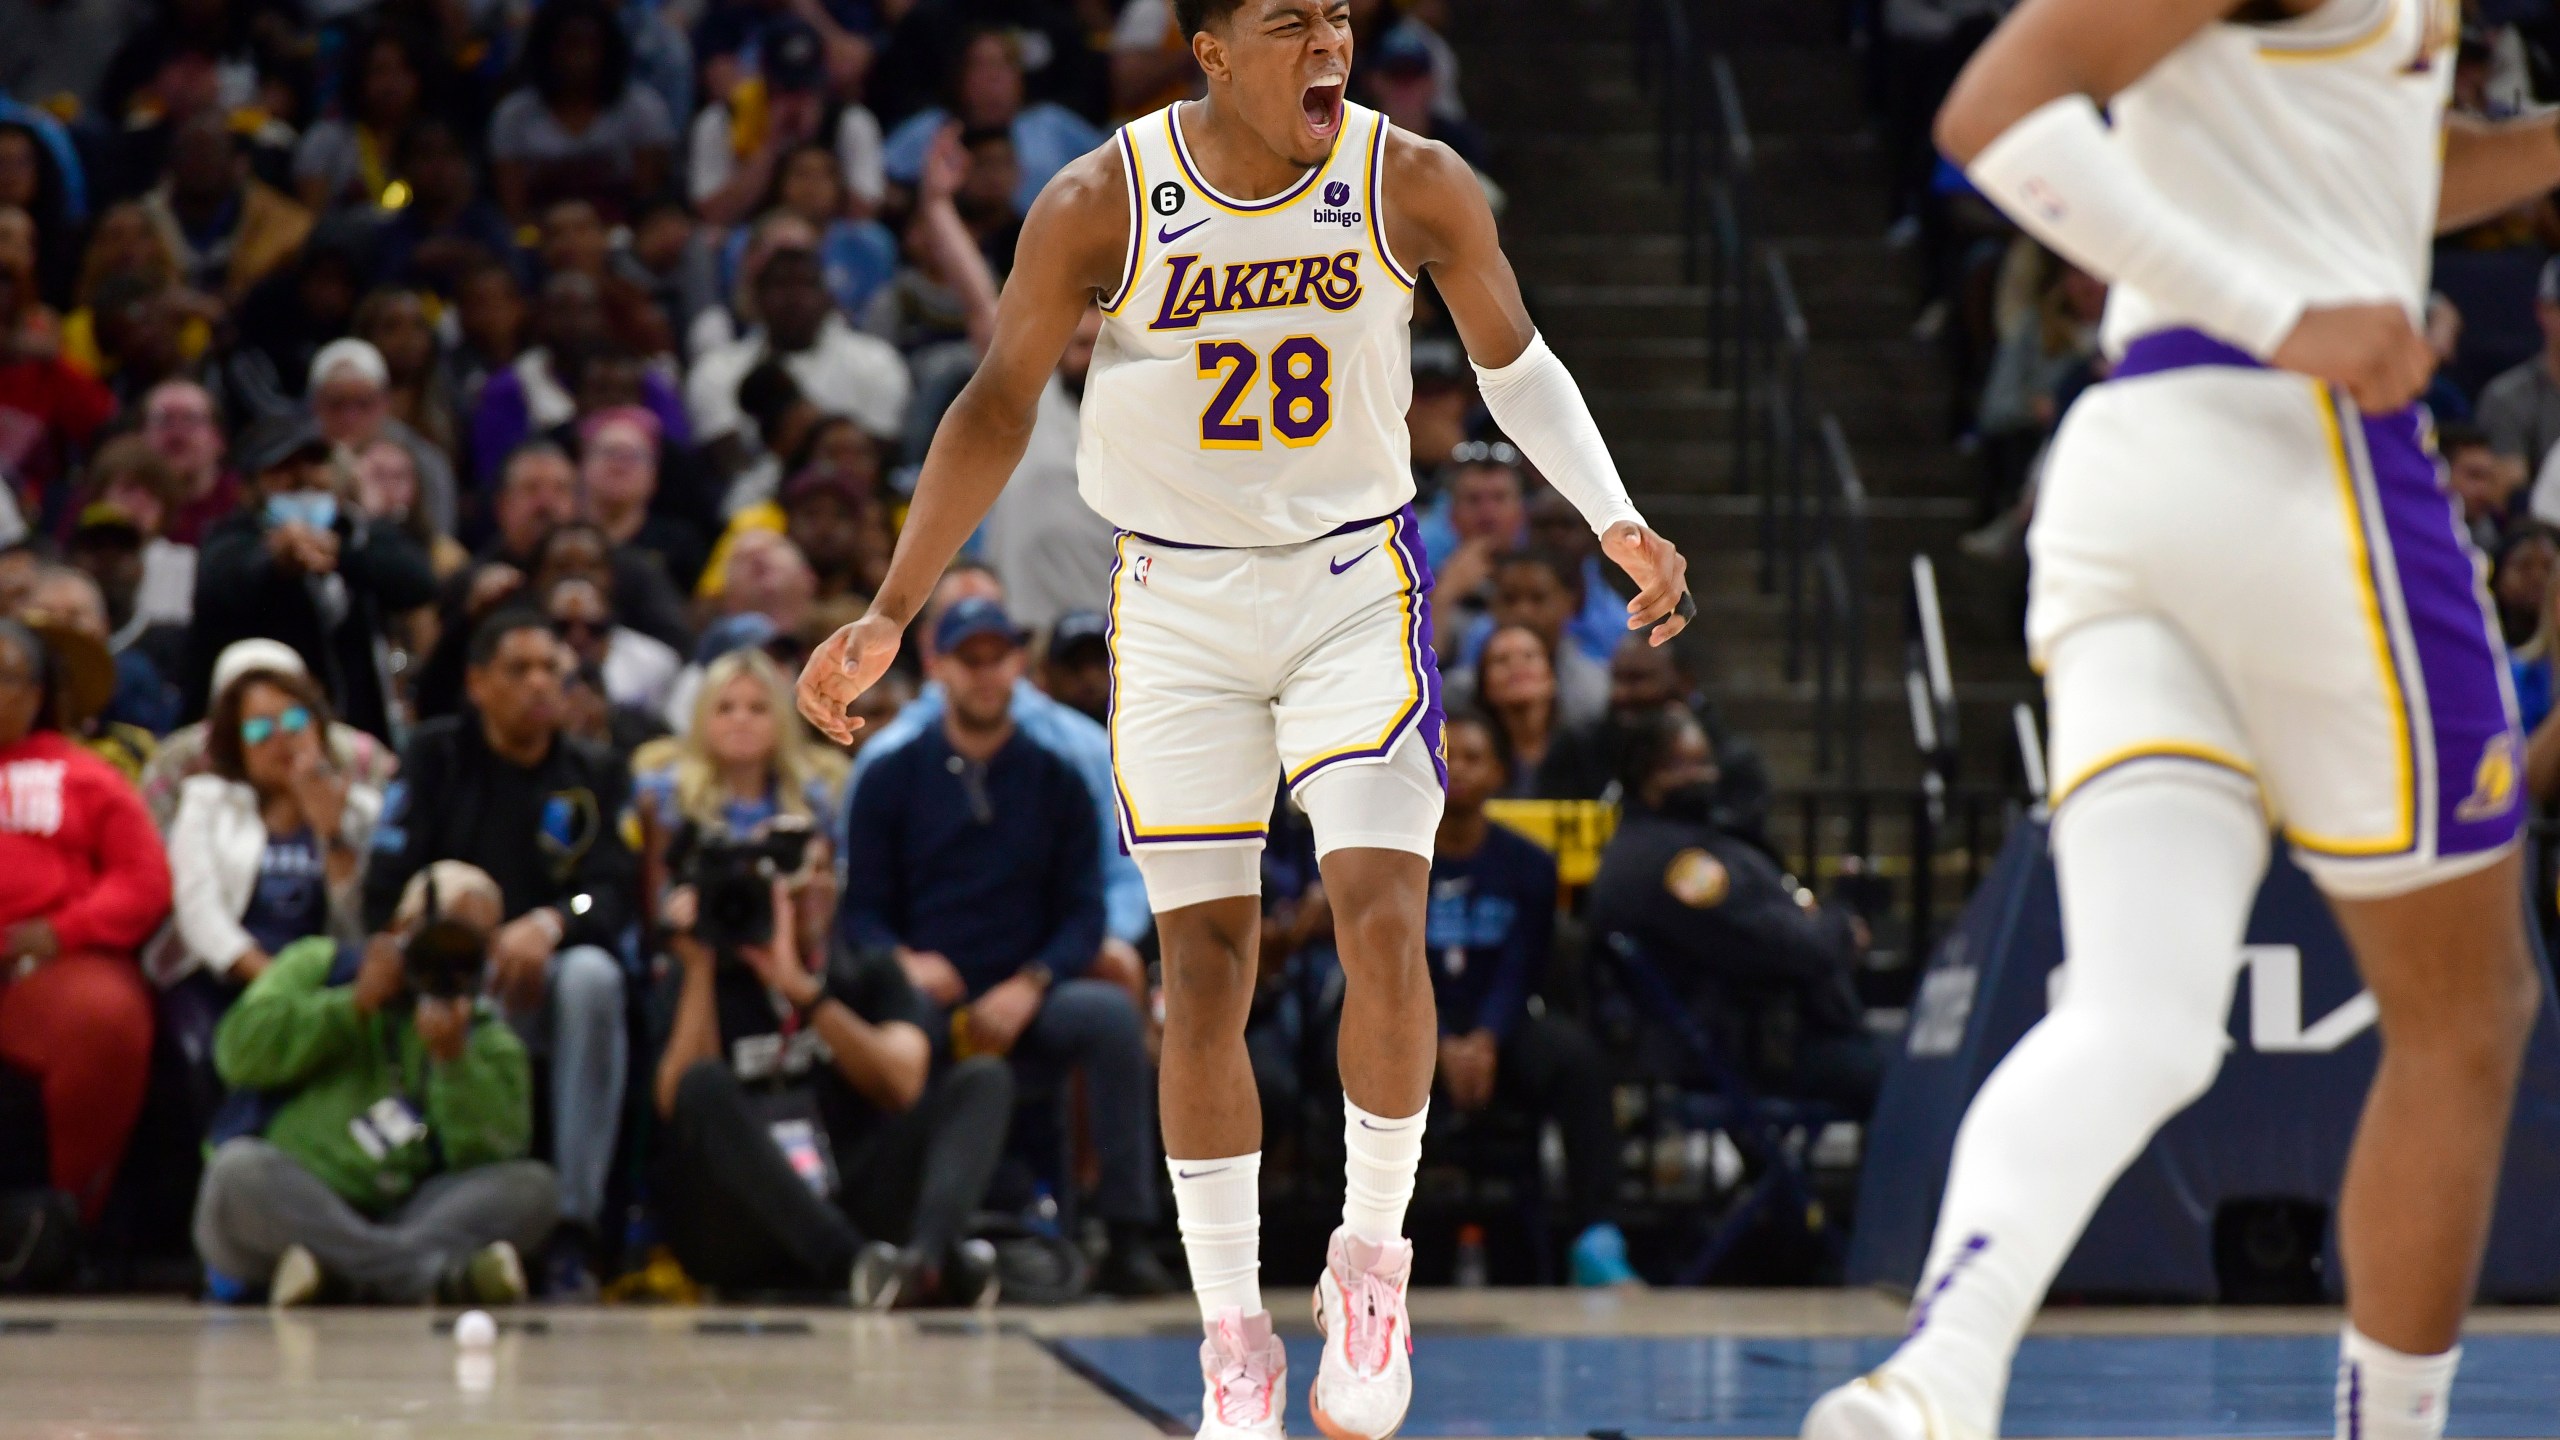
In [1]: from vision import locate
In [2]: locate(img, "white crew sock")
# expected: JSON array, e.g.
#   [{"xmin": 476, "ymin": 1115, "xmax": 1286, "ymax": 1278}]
[
  {"xmin": 1342, "ymin": 1099, "xmax": 1427, "ymax": 1245},
  {"xmin": 1169, "ymin": 1152, "xmax": 1262, "ymax": 1318},
  {"xmin": 2339, "ymin": 1326, "xmax": 2459, "ymax": 1440},
  {"xmin": 1883, "ymin": 773, "xmax": 2267, "ymax": 1435}
]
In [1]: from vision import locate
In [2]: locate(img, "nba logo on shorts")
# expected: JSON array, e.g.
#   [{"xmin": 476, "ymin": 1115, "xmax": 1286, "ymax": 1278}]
[{"xmin": 1133, "ymin": 554, "xmax": 1154, "ymax": 587}]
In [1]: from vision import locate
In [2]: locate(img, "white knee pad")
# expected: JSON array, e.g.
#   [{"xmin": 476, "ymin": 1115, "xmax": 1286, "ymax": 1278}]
[
  {"xmin": 1132, "ymin": 842, "xmax": 1264, "ymax": 915},
  {"xmin": 1296, "ymin": 732, "xmax": 1446, "ymax": 860}
]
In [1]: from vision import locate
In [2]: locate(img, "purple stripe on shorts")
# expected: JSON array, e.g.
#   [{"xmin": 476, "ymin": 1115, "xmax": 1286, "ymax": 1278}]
[
  {"xmin": 2352, "ymin": 402, "xmax": 2525, "ymax": 858},
  {"xmin": 2115, "ymin": 328, "xmax": 2522, "ymax": 861},
  {"xmin": 1285, "ymin": 504, "xmax": 1449, "ymax": 792}
]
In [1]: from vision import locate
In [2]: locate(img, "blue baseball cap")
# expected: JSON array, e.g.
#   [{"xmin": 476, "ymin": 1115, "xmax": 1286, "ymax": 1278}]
[
  {"xmin": 694, "ymin": 611, "xmax": 780, "ymax": 666},
  {"xmin": 1048, "ymin": 609, "xmax": 1108, "ymax": 662},
  {"xmin": 935, "ymin": 597, "xmax": 1024, "ymax": 655}
]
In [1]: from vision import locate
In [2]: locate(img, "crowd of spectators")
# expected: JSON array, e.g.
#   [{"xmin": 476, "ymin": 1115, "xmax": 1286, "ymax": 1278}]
[{"xmin": 0, "ymin": 0, "xmax": 1886, "ymax": 1301}]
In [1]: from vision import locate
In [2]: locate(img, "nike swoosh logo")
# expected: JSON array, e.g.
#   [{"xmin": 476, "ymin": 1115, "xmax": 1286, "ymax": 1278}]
[
  {"xmin": 1330, "ymin": 547, "xmax": 1376, "ymax": 575},
  {"xmin": 1174, "ymin": 1166, "xmax": 1229, "ymax": 1180},
  {"xmin": 1157, "ymin": 218, "xmax": 1210, "ymax": 244}
]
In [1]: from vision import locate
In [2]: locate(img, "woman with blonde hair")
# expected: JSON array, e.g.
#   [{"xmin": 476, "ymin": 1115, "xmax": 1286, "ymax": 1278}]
[
  {"xmin": 630, "ymin": 647, "xmax": 846, "ymax": 924},
  {"xmin": 61, "ymin": 201, "xmax": 219, "ymax": 376}
]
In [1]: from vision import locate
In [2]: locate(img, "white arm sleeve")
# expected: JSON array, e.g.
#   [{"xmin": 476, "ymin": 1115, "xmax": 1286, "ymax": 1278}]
[
  {"xmin": 1967, "ymin": 94, "xmax": 2306, "ymax": 359},
  {"xmin": 1470, "ymin": 331, "xmax": 1646, "ymax": 538}
]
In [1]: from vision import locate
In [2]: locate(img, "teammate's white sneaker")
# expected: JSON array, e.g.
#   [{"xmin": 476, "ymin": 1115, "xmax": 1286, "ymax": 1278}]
[
  {"xmin": 1308, "ymin": 1227, "xmax": 1413, "ymax": 1440},
  {"xmin": 1196, "ymin": 1306, "xmax": 1287, "ymax": 1439},
  {"xmin": 1800, "ymin": 1370, "xmax": 1981, "ymax": 1440}
]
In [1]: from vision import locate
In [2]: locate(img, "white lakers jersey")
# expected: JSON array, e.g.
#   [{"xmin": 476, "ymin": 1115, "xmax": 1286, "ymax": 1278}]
[
  {"xmin": 1077, "ymin": 101, "xmax": 1416, "ymax": 548},
  {"xmin": 2101, "ymin": 0, "xmax": 2457, "ymax": 354}
]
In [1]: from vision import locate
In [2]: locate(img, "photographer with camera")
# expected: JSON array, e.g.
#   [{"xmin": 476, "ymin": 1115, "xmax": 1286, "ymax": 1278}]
[
  {"xmin": 193, "ymin": 861, "xmax": 554, "ymax": 1307},
  {"xmin": 651, "ymin": 821, "xmax": 1012, "ymax": 1307},
  {"xmin": 361, "ymin": 607, "xmax": 637, "ymax": 1294}
]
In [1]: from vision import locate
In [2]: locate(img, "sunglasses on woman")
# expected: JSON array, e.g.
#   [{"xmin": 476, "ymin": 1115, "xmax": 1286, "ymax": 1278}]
[{"xmin": 241, "ymin": 706, "xmax": 313, "ymax": 747}]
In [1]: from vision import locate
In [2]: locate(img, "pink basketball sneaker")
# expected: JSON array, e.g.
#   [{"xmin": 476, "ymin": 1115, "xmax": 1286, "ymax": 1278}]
[
  {"xmin": 1309, "ymin": 1227, "xmax": 1414, "ymax": 1440},
  {"xmin": 1197, "ymin": 1307, "xmax": 1286, "ymax": 1439}
]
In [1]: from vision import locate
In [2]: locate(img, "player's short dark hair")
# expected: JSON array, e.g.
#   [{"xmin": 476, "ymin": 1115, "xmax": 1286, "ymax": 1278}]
[
  {"xmin": 1174, "ymin": 0, "xmax": 1247, "ymax": 38},
  {"xmin": 469, "ymin": 606, "xmax": 555, "ymax": 669}
]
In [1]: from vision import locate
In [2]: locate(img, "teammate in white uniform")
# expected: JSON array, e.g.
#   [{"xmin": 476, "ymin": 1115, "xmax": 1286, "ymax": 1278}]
[
  {"xmin": 1802, "ymin": 3, "xmax": 2560, "ymax": 1439},
  {"xmin": 793, "ymin": 3, "xmax": 1691, "ymax": 1437}
]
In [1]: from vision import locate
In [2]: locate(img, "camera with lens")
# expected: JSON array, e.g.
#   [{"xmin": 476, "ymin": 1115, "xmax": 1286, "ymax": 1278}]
[
  {"xmin": 391, "ymin": 871, "xmax": 488, "ymax": 1007},
  {"xmin": 674, "ymin": 816, "xmax": 817, "ymax": 953},
  {"xmin": 401, "ymin": 914, "xmax": 488, "ymax": 1004}
]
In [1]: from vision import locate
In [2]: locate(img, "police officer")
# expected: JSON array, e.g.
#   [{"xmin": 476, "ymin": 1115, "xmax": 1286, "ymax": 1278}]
[{"xmin": 1586, "ymin": 706, "xmax": 1883, "ymax": 1114}]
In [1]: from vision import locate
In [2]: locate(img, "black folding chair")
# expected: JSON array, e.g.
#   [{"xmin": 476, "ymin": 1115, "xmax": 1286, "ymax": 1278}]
[{"xmin": 1593, "ymin": 932, "xmax": 1846, "ymax": 1284}]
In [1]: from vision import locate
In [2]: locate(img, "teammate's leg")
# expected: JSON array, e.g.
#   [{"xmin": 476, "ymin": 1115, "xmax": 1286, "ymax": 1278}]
[
  {"xmin": 2322, "ymin": 854, "xmax": 2540, "ymax": 1440},
  {"xmin": 1807, "ymin": 616, "xmax": 2268, "ymax": 1440}
]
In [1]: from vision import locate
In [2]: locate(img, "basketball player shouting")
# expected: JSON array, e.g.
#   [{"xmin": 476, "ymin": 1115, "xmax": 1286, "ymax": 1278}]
[
  {"xmin": 795, "ymin": 1, "xmax": 1690, "ymax": 1435},
  {"xmin": 1802, "ymin": 2, "xmax": 2560, "ymax": 1439}
]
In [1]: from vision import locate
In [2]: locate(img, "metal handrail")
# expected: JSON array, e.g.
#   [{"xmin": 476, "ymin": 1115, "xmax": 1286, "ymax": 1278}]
[
  {"xmin": 1816, "ymin": 413, "xmax": 1870, "ymax": 804},
  {"xmin": 1909, "ymin": 554, "xmax": 1956, "ymax": 764},
  {"xmin": 2012, "ymin": 703, "xmax": 2049, "ymax": 802},
  {"xmin": 1763, "ymin": 249, "xmax": 1809, "ymax": 613}
]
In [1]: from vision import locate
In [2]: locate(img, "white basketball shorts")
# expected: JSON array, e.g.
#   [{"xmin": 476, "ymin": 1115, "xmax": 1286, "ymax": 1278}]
[
  {"xmin": 1105, "ymin": 505, "xmax": 1448, "ymax": 910},
  {"xmin": 2029, "ymin": 329, "xmax": 2523, "ymax": 899}
]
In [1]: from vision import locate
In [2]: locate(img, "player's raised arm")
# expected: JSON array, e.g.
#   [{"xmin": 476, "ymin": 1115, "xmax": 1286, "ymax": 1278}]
[
  {"xmin": 1383, "ymin": 132, "xmax": 1692, "ymax": 644},
  {"xmin": 794, "ymin": 146, "xmax": 1129, "ymax": 743},
  {"xmin": 1938, "ymin": 0, "xmax": 2432, "ymax": 412},
  {"xmin": 2440, "ymin": 112, "xmax": 2560, "ymax": 234}
]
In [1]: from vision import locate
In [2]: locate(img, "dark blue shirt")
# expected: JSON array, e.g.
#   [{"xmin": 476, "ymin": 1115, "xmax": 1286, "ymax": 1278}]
[
  {"xmin": 242, "ymin": 828, "xmax": 329, "ymax": 957},
  {"xmin": 1425, "ymin": 822, "xmax": 1557, "ymax": 1040},
  {"xmin": 840, "ymin": 724, "xmax": 1103, "ymax": 998}
]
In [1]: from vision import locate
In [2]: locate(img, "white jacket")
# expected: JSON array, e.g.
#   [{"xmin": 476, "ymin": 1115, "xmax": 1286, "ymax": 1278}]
[{"xmin": 147, "ymin": 772, "xmax": 383, "ymax": 985}]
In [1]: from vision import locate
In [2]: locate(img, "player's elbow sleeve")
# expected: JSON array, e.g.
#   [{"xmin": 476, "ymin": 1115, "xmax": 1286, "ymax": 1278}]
[{"xmin": 1471, "ymin": 332, "xmax": 1645, "ymax": 537}]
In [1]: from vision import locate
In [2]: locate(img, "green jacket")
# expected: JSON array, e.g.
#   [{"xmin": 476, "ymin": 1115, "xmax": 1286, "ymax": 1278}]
[{"xmin": 213, "ymin": 936, "xmax": 532, "ymax": 1213}]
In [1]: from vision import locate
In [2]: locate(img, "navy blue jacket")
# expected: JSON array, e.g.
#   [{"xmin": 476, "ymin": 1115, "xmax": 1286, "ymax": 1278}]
[
  {"xmin": 840, "ymin": 722, "xmax": 1103, "ymax": 997},
  {"xmin": 1425, "ymin": 821, "xmax": 1557, "ymax": 1040}
]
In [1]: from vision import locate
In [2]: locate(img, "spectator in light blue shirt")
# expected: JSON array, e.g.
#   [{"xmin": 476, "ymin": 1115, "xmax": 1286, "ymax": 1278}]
[
  {"xmin": 879, "ymin": 29, "xmax": 1102, "ymax": 217},
  {"xmin": 1529, "ymin": 486, "xmax": 1635, "ymax": 668},
  {"xmin": 844, "ymin": 564, "xmax": 1149, "ymax": 950}
]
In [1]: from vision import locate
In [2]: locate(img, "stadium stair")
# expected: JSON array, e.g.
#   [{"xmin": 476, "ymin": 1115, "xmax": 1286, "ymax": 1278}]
[{"xmin": 1446, "ymin": 0, "xmax": 2040, "ymax": 800}]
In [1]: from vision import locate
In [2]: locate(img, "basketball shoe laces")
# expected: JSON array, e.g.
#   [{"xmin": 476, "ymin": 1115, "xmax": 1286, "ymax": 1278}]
[
  {"xmin": 1338, "ymin": 1258, "xmax": 1409, "ymax": 1374},
  {"xmin": 1211, "ymin": 1313, "xmax": 1278, "ymax": 1426}
]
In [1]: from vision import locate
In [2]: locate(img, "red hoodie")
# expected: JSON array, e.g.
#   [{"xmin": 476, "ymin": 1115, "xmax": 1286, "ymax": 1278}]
[{"xmin": 0, "ymin": 732, "xmax": 171, "ymax": 954}]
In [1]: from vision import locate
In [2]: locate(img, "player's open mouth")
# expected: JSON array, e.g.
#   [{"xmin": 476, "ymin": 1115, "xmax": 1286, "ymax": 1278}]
[{"xmin": 1302, "ymin": 78, "xmax": 1344, "ymax": 138}]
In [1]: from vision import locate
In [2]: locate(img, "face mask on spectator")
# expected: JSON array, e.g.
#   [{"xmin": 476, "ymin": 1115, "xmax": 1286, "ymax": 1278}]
[
  {"xmin": 265, "ymin": 493, "xmax": 339, "ymax": 532},
  {"xmin": 1655, "ymin": 780, "xmax": 1719, "ymax": 823}
]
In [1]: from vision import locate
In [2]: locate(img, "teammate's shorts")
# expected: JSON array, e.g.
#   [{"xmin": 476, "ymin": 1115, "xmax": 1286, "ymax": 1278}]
[
  {"xmin": 2028, "ymin": 329, "xmax": 2523, "ymax": 900},
  {"xmin": 1106, "ymin": 505, "xmax": 1448, "ymax": 908}
]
